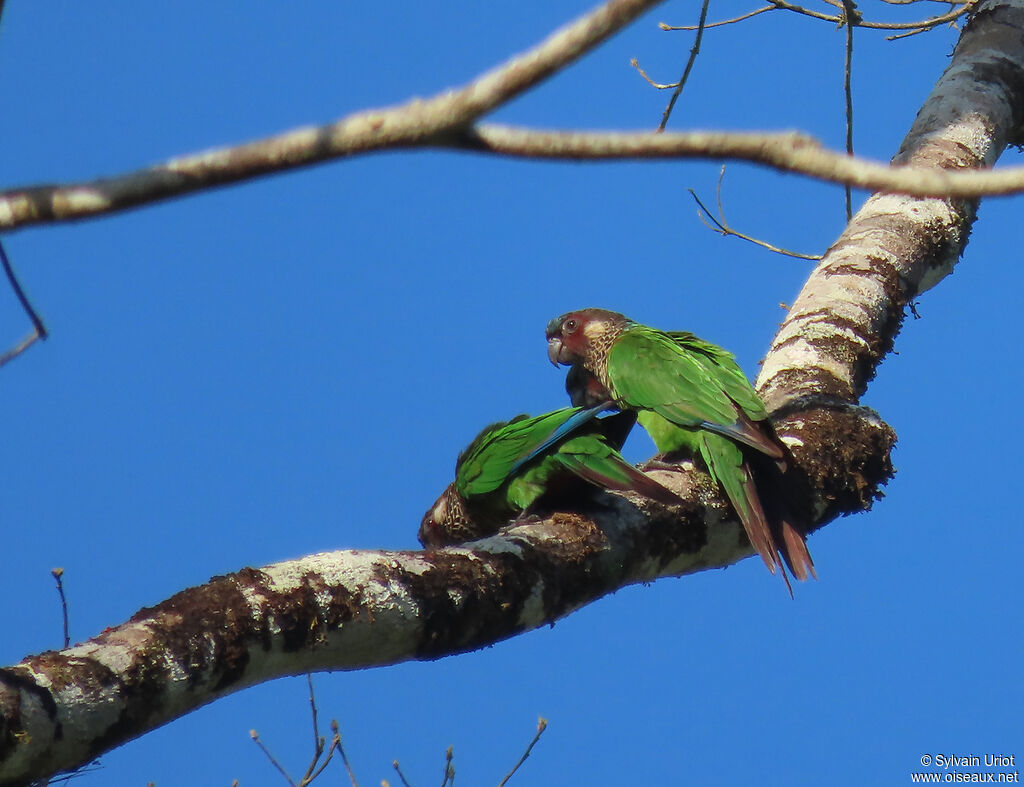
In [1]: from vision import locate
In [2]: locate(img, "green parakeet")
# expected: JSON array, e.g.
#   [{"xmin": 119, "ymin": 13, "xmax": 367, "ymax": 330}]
[
  {"xmin": 547, "ymin": 308, "xmax": 815, "ymax": 593},
  {"xmin": 419, "ymin": 404, "xmax": 683, "ymax": 548}
]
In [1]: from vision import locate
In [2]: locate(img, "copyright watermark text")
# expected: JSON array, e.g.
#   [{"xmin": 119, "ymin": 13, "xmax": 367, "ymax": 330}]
[{"xmin": 912, "ymin": 754, "xmax": 1018, "ymax": 783}]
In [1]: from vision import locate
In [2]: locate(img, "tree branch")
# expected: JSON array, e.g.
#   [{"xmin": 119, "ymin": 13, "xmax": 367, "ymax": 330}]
[
  {"xmin": 5, "ymin": 124, "xmax": 1024, "ymax": 236},
  {"xmin": 2, "ymin": 0, "xmax": 1024, "ymax": 783},
  {"xmin": 0, "ymin": 0, "xmax": 666, "ymax": 231},
  {"xmin": 0, "ymin": 3, "xmax": 1023, "ymax": 236}
]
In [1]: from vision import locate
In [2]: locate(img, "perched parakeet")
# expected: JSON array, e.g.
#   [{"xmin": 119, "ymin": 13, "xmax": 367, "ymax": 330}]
[
  {"xmin": 419, "ymin": 404, "xmax": 683, "ymax": 548},
  {"xmin": 547, "ymin": 308, "xmax": 815, "ymax": 593}
]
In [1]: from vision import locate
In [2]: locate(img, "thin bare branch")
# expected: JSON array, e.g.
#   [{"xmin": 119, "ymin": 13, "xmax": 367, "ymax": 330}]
[
  {"xmin": 630, "ymin": 57, "xmax": 679, "ymax": 88},
  {"xmin": 251, "ymin": 729, "xmax": 298, "ymax": 787},
  {"xmin": 659, "ymin": 6, "xmax": 773, "ymax": 29},
  {"xmin": 497, "ymin": 718, "xmax": 548, "ymax": 787},
  {"xmin": 858, "ymin": 0, "xmax": 973, "ymax": 28},
  {"xmin": 297, "ymin": 675, "xmax": 326, "ymax": 786},
  {"xmin": 441, "ymin": 746, "xmax": 455, "ymax": 787},
  {"xmin": 841, "ymin": 0, "xmax": 859, "ymax": 220},
  {"xmin": 688, "ymin": 168, "xmax": 822, "ymax": 260},
  {"xmin": 335, "ymin": 721, "xmax": 358, "ymax": 787},
  {"xmin": 3, "ymin": 125, "xmax": 1024, "ymax": 236},
  {"xmin": 661, "ymin": 0, "xmax": 972, "ymax": 30},
  {"xmin": 657, "ymin": 0, "xmax": 712, "ymax": 130},
  {"xmin": 0, "ymin": 238, "xmax": 48, "ymax": 367},
  {"xmin": 51, "ymin": 568, "xmax": 71, "ymax": 649},
  {"xmin": 453, "ymin": 126, "xmax": 1024, "ymax": 198},
  {"xmin": 767, "ymin": 0, "xmax": 841, "ymax": 23},
  {"xmin": 0, "ymin": 329, "xmax": 45, "ymax": 368},
  {"xmin": 392, "ymin": 761, "xmax": 413, "ymax": 787}
]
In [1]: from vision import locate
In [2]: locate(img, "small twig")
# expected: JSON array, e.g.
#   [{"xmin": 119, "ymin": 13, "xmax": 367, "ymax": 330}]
[
  {"xmin": 307, "ymin": 675, "xmax": 322, "ymax": 756},
  {"xmin": 335, "ymin": 721, "xmax": 359, "ymax": 787},
  {"xmin": 766, "ymin": 0, "xmax": 840, "ymax": 23},
  {"xmin": 497, "ymin": 718, "xmax": 548, "ymax": 787},
  {"xmin": 667, "ymin": 0, "xmax": 971, "ymax": 31},
  {"xmin": 659, "ymin": 6, "xmax": 772, "ymax": 29},
  {"xmin": 51, "ymin": 568, "xmax": 70, "ymax": 649},
  {"xmin": 861, "ymin": 0, "xmax": 972, "ymax": 29},
  {"xmin": 884, "ymin": 11, "xmax": 963, "ymax": 38},
  {"xmin": 0, "ymin": 238, "xmax": 48, "ymax": 369},
  {"xmin": 391, "ymin": 760, "xmax": 413, "ymax": 787},
  {"xmin": 688, "ymin": 168, "xmax": 822, "ymax": 260},
  {"xmin": 296, "ymin": 675, "xmax": 328, "ymax": 786},
  {"xmin": 841, "ymin": 0, "xmax": 859, "ymax": 221},
  {"xmin": 630, "ymin": 58, "xmax": 679, "ymax": 89},
  {"xmin": 657, "ymin": 0, "xmax": 712, "ymax": 131},
  {"xmin": 441, "ymin": 746, "xmax": 455, "ymax": 787},
  {"xmin": 251, "ymin": 729, "xmax": 298, "ymax": 787}
]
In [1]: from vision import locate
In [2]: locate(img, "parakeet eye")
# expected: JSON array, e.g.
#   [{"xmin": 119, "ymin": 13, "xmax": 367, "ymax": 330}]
[{"xmin": 564, "ymin": 318, "xmax": 578, "ymax": 334}]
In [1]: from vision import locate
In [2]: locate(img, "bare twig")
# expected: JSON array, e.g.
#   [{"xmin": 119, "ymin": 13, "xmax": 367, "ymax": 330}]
[
  {"xmin": 841, "ymin": 0, "xmax": 860, "ymax": 220},
  {"xmin": 0, "ymin": 238, "xmax": 48, "ymax": 368},
  {"xmin": 304, "ymin": 675, "xmax": 324, "ymax": 777},
  {"xmin": 295, "ymin": 675, "xmax": 333, "ymax": 786},
  {"xmin": 51, "ymin": 568, "xmax": 70, "ymax": 649},
  {"xmin": 391, "ymin": 760, "xmax": 413, "ymax": 787},
  {"xmin": 441, "ymin": 746, "xmax": 454, "ymax": 787},
  {"xmin": 630, "ymin": 57, "xmax": 679, "ymax": 88},
  {"xmin": 251, "ymin": 729, "xmax": 298, "ymax": 787},
  {"xmin": 497, "ymin": 718, "xmax": 548, "ymax": 787},
  {"xmin": 659, "ymin": 6, "xmax": 773, "ymax": 29},
  {"xmin": 335, "ymin": 721, "xmax": 358, "ymax": 787},
  {"xmin": 661, "ymin": 0, "xmax": 972, "ymax": 30},
  {"xmin": 688, "ymin": 168, "xmax": 822, "ymax": 259},
  {"xmin": 657, "ymin": 0, "xmax": 712, "ymax": 130},
  {"xmin": 859, "ymin": 0, "xmax": 973, "ymax": 28}
]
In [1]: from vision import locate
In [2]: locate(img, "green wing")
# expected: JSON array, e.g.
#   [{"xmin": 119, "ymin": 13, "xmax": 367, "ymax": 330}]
[
  {"xmin": 663, "ymin": 331, "xmax": 767, "ymax": 420},
  {"xmin": 610, "ymin": 326, "xmax": 781, "ymax": 459},
  {"xmin": 455, "ymin": 407, "xmax": 594, "ymax": 498},
  {"xmin": 506, "ymin": 430, "xmax": 682, "ymax": 510},
  {"xmin": 609, "ymin": 327, "xmax": 752, "ymax": 427}
]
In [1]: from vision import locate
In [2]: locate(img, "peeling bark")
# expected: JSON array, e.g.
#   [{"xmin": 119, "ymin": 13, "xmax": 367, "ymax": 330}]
[{"xmin": 3, "ymin": 0, "xmax": 1024, "ymax": 783}]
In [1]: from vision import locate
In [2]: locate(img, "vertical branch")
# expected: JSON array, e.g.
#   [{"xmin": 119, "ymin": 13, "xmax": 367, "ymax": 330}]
[
  {"xmin": 657, "ymin": 0, "xmax": 712, "ymax": 130},
  {"xmin": 51, "ymin": 568, "xmax": 71, "ymax": 649},
  {"xmin": 841, "ymin": 0, "xmax": 860, "ymax": 220}
]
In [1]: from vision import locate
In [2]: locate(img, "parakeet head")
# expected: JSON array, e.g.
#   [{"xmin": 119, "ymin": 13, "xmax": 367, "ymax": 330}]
[
  {"xmin": 418, "ymin": 484, "xmax": 470, "ymax": 548},
  {"xmin": 546, "ymin": 308, "xmax": 630, "ymax": 368}
]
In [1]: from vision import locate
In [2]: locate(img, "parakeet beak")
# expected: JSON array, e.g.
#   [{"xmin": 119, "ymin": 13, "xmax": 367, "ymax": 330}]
[{"xmin": 547, "ymin": 337, "xmax": 565, "ymax": 367}]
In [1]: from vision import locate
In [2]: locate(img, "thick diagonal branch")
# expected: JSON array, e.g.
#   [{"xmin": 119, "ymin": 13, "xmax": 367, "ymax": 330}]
[{"xmin": 3, "ymin": 0, "xmax": 1024, "ymax": 783}]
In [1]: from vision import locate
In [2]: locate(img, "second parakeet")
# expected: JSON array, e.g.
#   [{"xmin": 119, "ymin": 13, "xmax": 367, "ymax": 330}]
[
  {"xmin": 547, "ymin": 307, "xmax": 815, "ymax": 593},
  {"xmin": 419, "ymin": 404, "xmax": 683, "ymax": 548}
]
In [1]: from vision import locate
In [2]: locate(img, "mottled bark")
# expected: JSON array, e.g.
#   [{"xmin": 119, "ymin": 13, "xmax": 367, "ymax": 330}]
[
  {"xmin": 758, "ymin": 0, "xmax": 1024, "ymax": 521},
  {"xmin": 3, "ymin": 0, "xmax": 1024, "ymax": 784}
]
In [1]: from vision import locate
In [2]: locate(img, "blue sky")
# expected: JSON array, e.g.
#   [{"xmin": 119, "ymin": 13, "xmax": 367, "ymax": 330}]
[{"xmin": 1, "ymin": 3, "xmax": 1020, "ymax": 785}]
